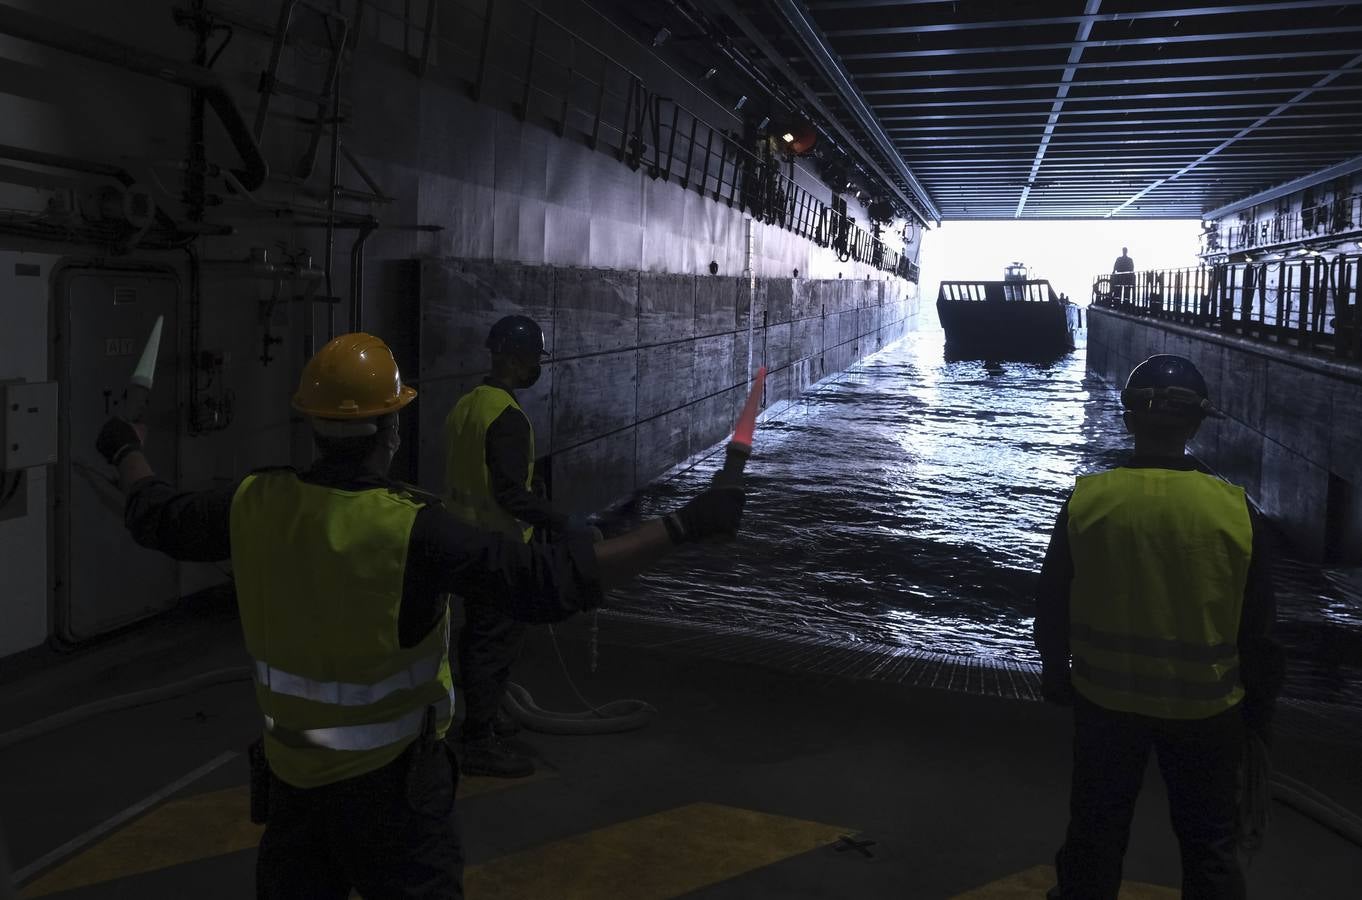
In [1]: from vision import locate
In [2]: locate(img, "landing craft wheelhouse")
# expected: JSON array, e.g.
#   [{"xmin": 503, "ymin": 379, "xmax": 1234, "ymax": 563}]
[{"xmin": 936, "ymin": 264, "xmax": 1082, "ymax": 360}]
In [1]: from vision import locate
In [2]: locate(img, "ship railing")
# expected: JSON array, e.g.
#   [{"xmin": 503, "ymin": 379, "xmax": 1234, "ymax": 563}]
[
  {"xmin": 416, "ymin": 0, "xmax": 917, "ymax": 280},
  {"xmin": 1202, "ymin": 193, "xmax": 1362, "ymax": 257},
  {"xmin": 1092, "ymin": 252, "xmax": 1362, "ymax": 362}
]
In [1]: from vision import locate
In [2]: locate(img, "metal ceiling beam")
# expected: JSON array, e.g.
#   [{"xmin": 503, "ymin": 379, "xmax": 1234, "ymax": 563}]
[
  {"xmin": 815, "ymin": 1, "xmax": 1362, "ymax": 35},
  {"xmin": 883, "ymin": 111, "xmax": 1362, "ymax": 129},
  {"xmin": 894, "ymin": 138, "xmax": 1362, "ymax": 153},
  {"xmin": 765, "ymin": 0, "xmax": 942, "ymax": 223},
  {"xmin": 702, "ymin": 0, "xmax": 934, "ymax": 225},
  {"xmin": 836, "ymin": 27, "xmax": 1362, "ymax": 60},
  {"xmin": 889, "ymin": 124, "xmax": 1362, "ymax": 140},
  {"xmin": 1203, "ymin": 154, "xmax": 1362, "ymax": 218},
  {"xmin": 891, "ymin": 127, "xmax": 1362, "ymax": 142},
  {"xmin": 864, "ymin": 87, "xmax": 1362, "ymax": 109},
  {"xmin": 886, "ymin": 100, "xmax": 1362, "ymax": 120},
  {"xmin": 1107, "ymin": 52, "xmax": 1362, "ymax": 217},
  {"xmin": 849, "ymin": 50, "xmax": 1357, "ymax": 79},
  {"xmin": 857, "ymin": 70, "xmax": 1357, "ymax": 94}
]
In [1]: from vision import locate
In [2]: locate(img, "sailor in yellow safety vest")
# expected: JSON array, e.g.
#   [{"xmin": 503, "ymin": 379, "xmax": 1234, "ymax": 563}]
[
  {"xmin": 95, "ymin": 332, "xmax": 745, "ymax": 900},
  {"xmin": 1034, "ymin": 354, "xmax": 1283, "ymax": 900},
  {"xmin": 443, "ymin": 315, "xmax": 564, "ymax": 778}
]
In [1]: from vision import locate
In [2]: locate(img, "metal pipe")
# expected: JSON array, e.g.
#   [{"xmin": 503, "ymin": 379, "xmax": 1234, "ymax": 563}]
[
  {"xmin": 0, "ymin": 4, "xmax": 268, "ymax": 190},
  {"xmin": 324, "ymin": 74, "xmax": 342, "ymax": 341},
  {"xmin": 349, "ymin": 219, "xmax": 377, "ymax": 332}
]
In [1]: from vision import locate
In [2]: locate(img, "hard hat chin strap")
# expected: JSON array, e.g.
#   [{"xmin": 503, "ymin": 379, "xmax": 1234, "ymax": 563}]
[{"xmin": 1121, "ymin": 386, "xmax": 1222, "ymax": 421}]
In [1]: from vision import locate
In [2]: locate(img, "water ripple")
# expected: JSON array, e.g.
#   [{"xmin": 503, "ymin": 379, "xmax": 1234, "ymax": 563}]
[{"xmin": 600, "ymin": 332, "xmax": 1362, "ymax": 709}]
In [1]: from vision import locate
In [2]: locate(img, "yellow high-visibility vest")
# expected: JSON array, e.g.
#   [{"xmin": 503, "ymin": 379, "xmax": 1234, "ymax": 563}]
[
  {"xmin": 444, "ymin": 384, "xmax": 534, "ymax": 542},
  {"xmin": 1067, "ymin": 466, "xmax": 1253, "ymax": 719},
  {"xmin": 230, "ymin": 471, "xmax": 453, "ymax": 788}
]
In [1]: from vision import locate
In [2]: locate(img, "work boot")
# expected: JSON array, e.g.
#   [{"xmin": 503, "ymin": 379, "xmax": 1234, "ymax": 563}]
[{"xmin": 459, "ymin": 734, "xmax": 534, "ymax": 778}]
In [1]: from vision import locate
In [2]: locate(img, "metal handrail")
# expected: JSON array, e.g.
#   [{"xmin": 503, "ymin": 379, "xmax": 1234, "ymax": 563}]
[
  {"xmin": 441, "ymin": 0, "xmax": 915, "ymax": 280},
  {"xmin": 1204, "ymin": 194, "xmax": 1362, "ymax": 256},
  {"xmin": 1092, "ymin": 253, "xmax": 1362, "ymax": 361}
]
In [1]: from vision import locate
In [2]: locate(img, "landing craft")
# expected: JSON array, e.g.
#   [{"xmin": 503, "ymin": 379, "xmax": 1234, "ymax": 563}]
[{"xmin": 936, "ymin": 263, "xmax": 1083, "ymax": 360}]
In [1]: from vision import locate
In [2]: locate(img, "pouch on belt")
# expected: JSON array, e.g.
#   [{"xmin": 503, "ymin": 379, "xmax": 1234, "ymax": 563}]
[{"xmin": 406, "ymin": 706, "xmax": 456, "ymax": 818}]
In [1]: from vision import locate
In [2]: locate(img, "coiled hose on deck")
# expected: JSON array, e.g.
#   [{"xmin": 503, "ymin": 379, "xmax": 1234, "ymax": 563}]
[
  {"xmin": 498, "ymin": 621, "xmax": 656, "ymax": 735},
  {"xmin": 0, "ymin": 666, "xmax": 253, "ymax": 753}
]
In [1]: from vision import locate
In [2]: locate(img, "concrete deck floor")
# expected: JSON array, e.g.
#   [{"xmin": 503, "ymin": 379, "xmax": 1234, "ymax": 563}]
[{"xmin": 1, "ymin": 592, "xmax": 1359, "ymax": 899}]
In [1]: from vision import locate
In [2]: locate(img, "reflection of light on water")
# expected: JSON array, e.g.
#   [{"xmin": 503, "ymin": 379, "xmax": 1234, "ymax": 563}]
[{"xmin": 601, "ymin": 332, "xmax": 1362, "ymax": 709}]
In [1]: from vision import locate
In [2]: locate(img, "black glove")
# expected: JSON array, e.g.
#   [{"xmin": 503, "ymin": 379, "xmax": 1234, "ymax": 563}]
[
  {"xmin": 664, "ymin": 476, "xmax": 745, "ymax": 544},
  {"xmin": 1041, "ymin": 664, "xmax": 1075, "ymax": 707},
  {"xmin": 96, "ymin": 417, "xmax": 142, "ymax": 466}
]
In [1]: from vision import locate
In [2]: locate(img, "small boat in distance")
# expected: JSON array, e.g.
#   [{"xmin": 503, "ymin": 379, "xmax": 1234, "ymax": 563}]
[{"xmin": 936, "ymin": 262, "xmax": 1082, "ymax": 359}]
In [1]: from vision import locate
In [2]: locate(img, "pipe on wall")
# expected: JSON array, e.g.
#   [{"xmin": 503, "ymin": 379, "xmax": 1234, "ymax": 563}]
[
  {"xmin": 0, "ymin": 5, "xmax": 269, "ymax": 191},
  {"xmin": 349, "ymin": 219, "xmax": 377, "ymax": 332}
]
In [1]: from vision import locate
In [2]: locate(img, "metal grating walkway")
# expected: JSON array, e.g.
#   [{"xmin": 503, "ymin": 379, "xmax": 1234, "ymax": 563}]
[
  {"xmin": 596, "ymin": 609, "xmax": 1362, "ymax": 749},
  {"xmin": 596, "ymin": 609, "xmax": 1044, "ymax": 701}
]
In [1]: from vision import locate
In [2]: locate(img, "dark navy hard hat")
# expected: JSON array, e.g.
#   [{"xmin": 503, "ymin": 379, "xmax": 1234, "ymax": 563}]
[
  {"xmin": 1121, "ymin": 354, "xmax": 1219, "ymax": 420},
  {"xmin": 486, "ymin": 315, "xmax": 549, "ymax": 358}
]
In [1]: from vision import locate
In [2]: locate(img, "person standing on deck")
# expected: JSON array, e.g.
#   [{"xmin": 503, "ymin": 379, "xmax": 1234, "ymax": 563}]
[
  {"xmin": 94, "ymin": 332, "xmax": 746, "ymax": 899},
  {"xmin": 443, "ymin": 315, "xmax": 566, "ymax": 778},
  {"xmin": 1111, "ymin": 247, "xmax": 1136, "ymax": 300},
  {"xmin": 1035, "ymin": 354, "xmax": 1284, "ymax": 900}
]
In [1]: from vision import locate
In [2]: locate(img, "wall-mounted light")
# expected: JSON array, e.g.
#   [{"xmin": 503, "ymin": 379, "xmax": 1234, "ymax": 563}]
[
  {"xmin": 756, "ymin": 116, "xmax": 770, "ymax": 131},
  {"xmin": 734, "ymin": 95, "xmax": 748, "ymax": 111},
  {"xmin": 777, "ymin": 121, "xmax": 818, "ymax": 156}
]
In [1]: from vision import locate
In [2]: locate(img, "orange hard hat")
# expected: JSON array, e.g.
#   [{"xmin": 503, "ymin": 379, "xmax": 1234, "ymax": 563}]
[{"xmin": 292, "ymin": 332, "xmax": 417, "ymax": 419}]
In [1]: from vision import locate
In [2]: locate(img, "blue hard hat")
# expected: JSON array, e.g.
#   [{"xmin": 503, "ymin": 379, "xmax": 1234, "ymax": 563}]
[
  {"xmin": 1121, "ymin": 354, "xmax": 1217, "ymax": 420},
  {"xmin": 487, "ymin": 315, "xmax": 550, "ymax": 357}
]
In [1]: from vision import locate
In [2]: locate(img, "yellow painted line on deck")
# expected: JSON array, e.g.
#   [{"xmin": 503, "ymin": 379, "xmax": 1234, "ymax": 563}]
[
  {"xmin": 464, "ymin": 802, "xmax": 848, "ymax": 900},
  {"xmin": 949, "ymin": 864, "xmax": 1178, "ymax": 899},
  {"xmin": 20, "ymin": 787, "xmax": 260, "ymax": 899},
  {"xmin": 20, "ymin": 771, "xmax": 553, "ymax": 898}
]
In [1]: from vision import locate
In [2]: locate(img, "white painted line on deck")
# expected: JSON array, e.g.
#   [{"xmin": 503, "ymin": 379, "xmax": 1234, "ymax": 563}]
[{"xmin": 14, "ymin": 750, "xmax": 237, "ymax": 886}]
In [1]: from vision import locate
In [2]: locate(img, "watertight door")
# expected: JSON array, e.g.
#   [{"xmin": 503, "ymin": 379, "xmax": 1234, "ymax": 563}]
[{"xmin": 55, "ymin": 267, "xmax": 180, "ymax": 642}]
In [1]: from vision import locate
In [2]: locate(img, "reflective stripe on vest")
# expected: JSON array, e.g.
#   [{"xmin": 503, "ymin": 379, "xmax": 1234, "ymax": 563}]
[
  {"xmin": 1067, "ymin": 466, "xmax": 1252, "ymax": 719},
  {"xmin": 1069, "ymin": 622, "xmax": 1237, "ymax": 665},
  {"xmin": 230, "ymin": 471, "xmax": 455, "ymax": 789},
  {"xmin": 254, "ymin": 622, "xmax": 447, "ymax": 707},
  {"xmin": 444, "ymin": 384, "xmax": 534, "ymax": 542},
  {"xmin": 1072, "ymin": 659, "xmax": 1242, "ymax": 702},
  {"xmin": 265, "ymin": 687, "xmax": 456, "ymax": 751}
]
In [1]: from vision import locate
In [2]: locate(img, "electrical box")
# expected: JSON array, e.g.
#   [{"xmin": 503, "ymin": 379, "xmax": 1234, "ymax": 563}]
[{"xmin": 1, "ymin": 380, "xmax": 58, "ymax": 470}]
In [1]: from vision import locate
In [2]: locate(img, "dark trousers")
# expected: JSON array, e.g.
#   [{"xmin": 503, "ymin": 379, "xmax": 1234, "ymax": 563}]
[
  {"xmin": 458, "ymin": 597, "xmax": 525, "ymax": 738},
  {"xmin": 256, "ymin": 741, "xmax": 463, "ymax": 899},
  {"xmin": 1056, "ymin": 696, "xmax": 1245, "ymax": 900}
]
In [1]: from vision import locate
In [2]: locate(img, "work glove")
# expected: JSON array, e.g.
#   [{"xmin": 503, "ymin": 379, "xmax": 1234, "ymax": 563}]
[
  {"xmin": 1041, "ymin": 664, "xmax": 1075, "ymax": 707},
  {"xmin": 96, "ymin": 417, "xmax": 143, "ymax": 466},
  {"xmin": 664, "ymin": 472, "xmax": 745, "ymax": 544}
]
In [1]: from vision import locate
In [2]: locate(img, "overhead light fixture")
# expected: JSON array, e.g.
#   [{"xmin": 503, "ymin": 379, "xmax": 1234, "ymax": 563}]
[
  {"xmin": 776, "ymin": 121, "xmax": 818, "ymax": 156},
  {"xmin": 652, "ymin": 27, "xmax": 671, "ymax": 48},
  {"xmin": 702, "ymin": 67, "xmax": 718, "ymax": 81},
  {"xmin": 734, "ymin": 95, "xmax": 748, "ymax": 111},
  {"xmin": 756, "ymin": 116, "xmax": 770, "ymax": 130}
]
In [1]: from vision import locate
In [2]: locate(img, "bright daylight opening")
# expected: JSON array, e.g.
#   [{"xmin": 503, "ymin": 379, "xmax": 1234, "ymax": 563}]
[{"xmin": 918, "ymin": 219, "xmax": 1205, "ymax": 321}]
